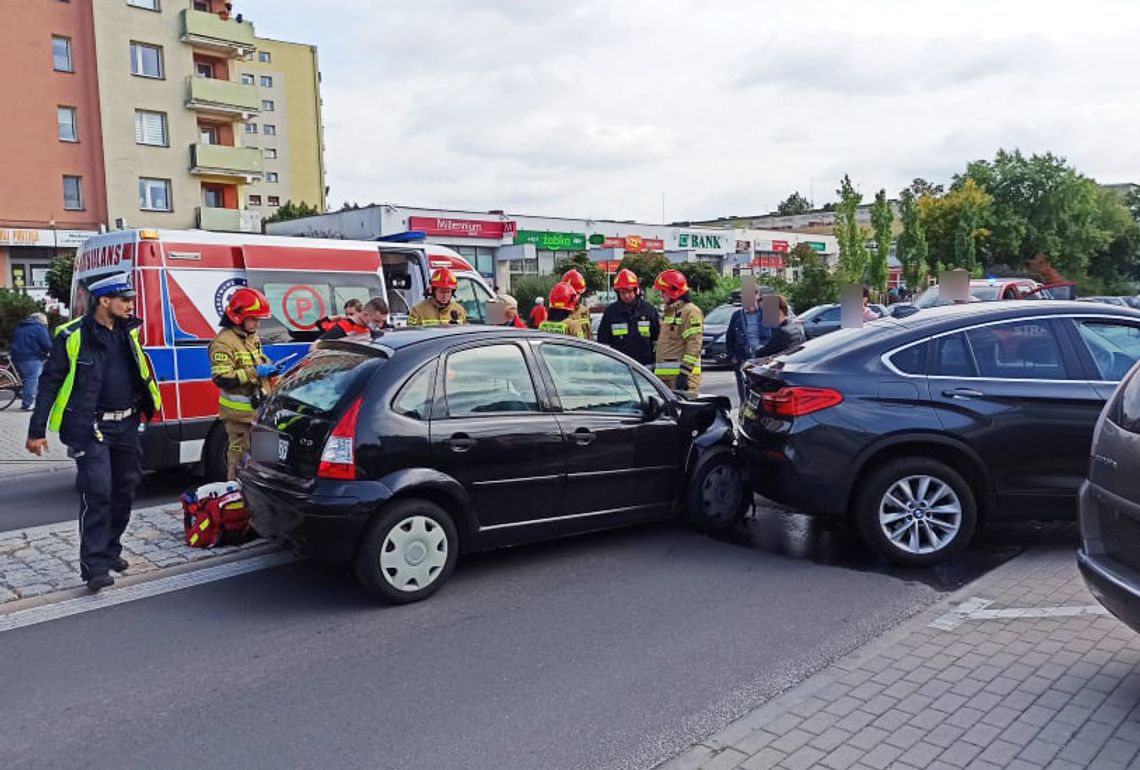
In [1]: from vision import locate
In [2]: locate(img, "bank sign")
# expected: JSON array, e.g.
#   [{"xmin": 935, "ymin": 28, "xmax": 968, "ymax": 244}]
[
  {"xmin": 514, "ymin": 230, "xmax": 586, "ymax": 251},
  {"xmin": 677, "ymin": 232, "xmax": 726, "ymax": 251}
]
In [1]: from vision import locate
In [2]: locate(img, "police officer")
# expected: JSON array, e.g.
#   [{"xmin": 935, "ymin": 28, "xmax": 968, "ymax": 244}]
[
  {"xmin": 653, "ymin": 269, "xmax": 704, "ymax": 397},
  {"xmin": 209, "ymin": 287, "xmax": 275, "ymax": 480},
  {"xmin": 560, "ymin": 268, "xmax": 593, "ymax": 340},
  {"xmin": 409, "ymin": 267, "xmax": 467, "ymax": 327},
  {"xmin": 539, "ymin": 283, "xmax": 590, "ymax": 338},
  {"xmin": 25, "ymin": 273, "xmax": 162, "ymax": 592},
  {"xmin": 597, "ymin": 269, "xmax": 660, "ymax": 366}
]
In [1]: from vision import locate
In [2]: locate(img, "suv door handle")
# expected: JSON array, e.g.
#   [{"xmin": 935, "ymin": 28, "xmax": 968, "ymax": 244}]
[
  {"xmin": 942, "ymin": 387, "xmax": 984, "ymax": 399},
  {"xmin": 571, "ymin": 427, "xmax": 595, "ymax": 446},
  {"xmin": 444, "ymin": 433, "xmax": 476, "ymax": 452}
]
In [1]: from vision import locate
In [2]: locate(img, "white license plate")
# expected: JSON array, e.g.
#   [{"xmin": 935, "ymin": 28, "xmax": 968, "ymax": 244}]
[{"xmin": 277, "ymin": 437, "xmax": 289, "ymax": 462}]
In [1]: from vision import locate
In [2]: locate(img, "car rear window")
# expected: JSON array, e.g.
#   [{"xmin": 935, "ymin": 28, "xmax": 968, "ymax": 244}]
[
  {"xmin": 780, "ymin": 324, "xmax": 894, "ymax": 366},
  {"xmin": 273, "ymin": 348, "xmax": 380, "ymax": 413},
  {"xmin": 889, "ymin": 342, "xmax": 927, "ymax": 375}
]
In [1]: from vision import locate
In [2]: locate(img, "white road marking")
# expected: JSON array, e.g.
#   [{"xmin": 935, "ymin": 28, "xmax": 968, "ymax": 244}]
[
  {"xmin": 0, "ymin": 551, "xmax": 297, "ymax": 634},
  {"xmin": 929, "ymin": 596, "xmax": 1108, "ymax": 630}
]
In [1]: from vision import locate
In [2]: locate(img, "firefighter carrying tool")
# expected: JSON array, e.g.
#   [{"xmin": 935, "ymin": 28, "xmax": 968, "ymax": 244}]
[
  {"xmin": 409, "ymin": 267, "xmax": 467, "ymax": 327},
  {"xmin": 209, "ymin": 287, "xmax": 275, "ymax": 480},
  {"xmin": 653, "ymin": 269, "xmax": 703, "ymax": 397},
  {"xmin": 560, "ymin": 268, "xmax": 593, "ymax": 340},
  {"xmin": 539, "ymin": 282, "xmax": 590, "ymax": 338}
]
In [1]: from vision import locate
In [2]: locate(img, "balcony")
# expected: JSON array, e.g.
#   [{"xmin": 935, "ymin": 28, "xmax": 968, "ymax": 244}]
[
  {"xmin": 185, "ymin": 77, "xmax": 260, "ymax": 118},
  {"xmin": 197, "ymin": 207, "xmax": 262, "ymax": 233},
  {"xmin": 190, "ymin": 144, "xmax": 263, "ymax": 180},
  {"xmin": 180, "ymin": 9, "xmax": 256, "ymax": 56}
]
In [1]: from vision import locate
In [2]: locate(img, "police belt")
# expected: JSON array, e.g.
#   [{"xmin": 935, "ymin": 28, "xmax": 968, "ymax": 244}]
[{"xmin": 97, "ymin": 408, "xmax": 136, "ymax": 422}]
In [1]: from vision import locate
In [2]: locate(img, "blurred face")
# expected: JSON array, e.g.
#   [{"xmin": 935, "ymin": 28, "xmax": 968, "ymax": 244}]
[
  {"xmin": 617, "ymin": 288, "xmax": 636, "ymax": 304},
  {"xmin": 242, "ymin": 316, "xmax": 261, "ymax": 333},
  {"xmin": 433, "ymin": 287, "xmax": 454, "ymax": 305}
]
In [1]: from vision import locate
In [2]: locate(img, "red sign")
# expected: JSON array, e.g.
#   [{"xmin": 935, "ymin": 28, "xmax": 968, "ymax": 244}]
[
  {"xmin": 598, "ymin": 236, "xmax": 665, "ymax": 253},
  {"xmin": 752, "ymin": 255, "xmax": 785, "ymax": 269},
  {"xmin": 771, "ymin": 240, "xmax": 789, "ymax": 253},
  {"xmin": 282, "ymin": 285, "xmax": 325, "ymax": 330},
  {"xmin": 643, "ymin": 238, "xmax": 664, "ymax": 251},
  {"xmin": 602, "ymin": 236, "xmax": 626, "ymax": 249},
  {"xmin": 409, "ymin": 216, "xmax": 516, "ymax": 240}
]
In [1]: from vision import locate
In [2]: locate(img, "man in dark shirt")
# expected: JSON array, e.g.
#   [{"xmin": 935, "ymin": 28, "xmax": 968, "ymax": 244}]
[
  {"xmin": 753, "ymin": 295, "xmax": 806, "ymax": 360},
  {"xmin": 597, "ymin": 269, "xmax": 660, "ymax": 366}
]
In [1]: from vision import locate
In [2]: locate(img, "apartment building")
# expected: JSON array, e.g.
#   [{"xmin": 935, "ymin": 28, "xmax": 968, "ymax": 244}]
[{"xmin": 0, "ymin": 0, "xmax": 325, "ymax": 299}]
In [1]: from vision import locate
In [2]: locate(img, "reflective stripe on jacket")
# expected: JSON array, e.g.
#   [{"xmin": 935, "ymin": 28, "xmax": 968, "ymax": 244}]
[
  {"xmin": 655, "ymin": 300, "xmax": 703, "ymax": 377},
  {"xmin": 208, "ymin": 326, "xmax": 269, "ymax": 420},
  {"xmin": 408, "ymin": 299, "xmax": 467, "ymax": 327},
  {"xmin": 539, "ymin": 319, "xmax": 588, "ymax": 339}
]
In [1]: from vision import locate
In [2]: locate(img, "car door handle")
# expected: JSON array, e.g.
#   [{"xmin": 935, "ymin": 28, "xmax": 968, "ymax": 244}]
[
  {"xmin": 571, "ymin": 428, "xmax": 595, "ymax": 446},
  {"xmin": 444, "ymin": 434, "xmax": 476, "ymax": 452},
  {"xmin": 942, "ymin": 387, "xmax": 985, "ymax": 399}
]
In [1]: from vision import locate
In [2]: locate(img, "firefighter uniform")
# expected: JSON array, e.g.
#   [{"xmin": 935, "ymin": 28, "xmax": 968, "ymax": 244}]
[
  {"xmin": 655, "ymin": 300, "xmax": 703, "ymax": 396},
  {"xmin": 408, "ymin": 299, "xmax": 467, "ymax": 327},
  {"xmin": 208, "ymin": 326, "xmax": 271, "ymax": 479},
  {"xmin": 539, "ymin": 316, "xmax": 590, "ymax": 338},
  {"xmin": 570, "ymin": 304, "xmax": 593, "ymax": 340}
]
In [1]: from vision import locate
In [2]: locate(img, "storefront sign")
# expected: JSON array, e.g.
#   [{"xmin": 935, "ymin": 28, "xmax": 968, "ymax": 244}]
[
  {"xmin": 753, "ymin": 255, "xmax": 786, "ymax": 269},
  {"xmin": 514, "ymin": 230, "xmax": 586, "ymax": 251},
  {"xmin": 594, "ymin": 235, "xmax": 666, "ymax": 253},
  {"xmin": 735, "ymin": 240, "xmax": 751, "ymax": 253},
  {"xmin": 0, "ymin": 228, "xmax": 95, "ymax": 248},
  {"xmin": 588, "ymin": 233, "xmax": 606, "ymax": 246},
  {"xmin": 807, "ymin": 241, "xmax": 827, "ymax": 252},
  {"xmin": 408, "ymin": 216, "xmax": 516, "ymax": 240},
  {"xmin": 677, "ymin": 232, "xmax": 725, "ymax": 251},
  {"xmin": 771, "ymin": 240, "xmax": 789, "ymax": 252}
]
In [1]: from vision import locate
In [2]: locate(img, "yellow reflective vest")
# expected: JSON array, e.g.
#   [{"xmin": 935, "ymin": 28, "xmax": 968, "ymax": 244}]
[
  {"xmin": 539, "ymin": 317, "xmax": 589, "ymax": 339},
  {"xmin": 208, "ymin": 326, "xmax": 270, "ymax": 421}
]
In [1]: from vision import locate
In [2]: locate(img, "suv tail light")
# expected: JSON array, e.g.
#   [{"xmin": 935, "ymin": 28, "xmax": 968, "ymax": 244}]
[
  {"xmin": 318, "ymin": 397, "xmax": 363, "ymax": 479},
  {"xmin": 762, "ymin": 386, "xmax": 843, "ymax": 417}
]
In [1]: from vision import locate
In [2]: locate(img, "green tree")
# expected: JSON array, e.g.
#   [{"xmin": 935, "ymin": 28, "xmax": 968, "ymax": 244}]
[
  {"xmin": 777, "ymin": 191, "xmax": 812, "ymax": 216},
  {"xmin": 786, "ymin": 243, "xmax": 838, "ymax": 311},
  {"xmin": 677, "ymin": 261, "xmax": 719, "ymax": 293},
  {"xmin": 0, "ymin": 289, "xmax": 45, "ymax": 349},
  {"xmin": 835, "ymin": 174, "xmax": 869, "ymax": 285},
  {"xmin": 868, "ymin": 189, "xmax": 892, "ymax": 291},
  {"xmin": 917, "ymin": 179, "xmax": 992, "ymax": 272},
  {"xmin": 46, "ymin": 252, "xmax": 76, "ymax": 307},
  {"xmin": 905, "ymin": 178, "xmax": 945, "ymax": 198},
  {"xmin": 617, "ymin": 251, "xmax": 672, "ymax": 292},
  {"xmin": 1126, "ymin": 184, "xmax": 1140, "ymax": 222},
  {"xmin": 1087, "ymin": 188, "xmax": 1140, "ymax": 284},
  {"xmin": 263, "ymin": 200, "xmax": 322, "ymax": 228},
  {"xmin": 896, "ymin": 190, "xmax": 929, "ymax": 291},
  {"xmin": 553, "ymin": 253, "xmax": 607, "ymax": 294}
]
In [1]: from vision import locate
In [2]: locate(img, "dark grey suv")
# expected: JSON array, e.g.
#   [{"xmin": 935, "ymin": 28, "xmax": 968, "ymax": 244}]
[{"xmin": 1078, "ymin": 360, "xmax": 1140, "ymax": 632}]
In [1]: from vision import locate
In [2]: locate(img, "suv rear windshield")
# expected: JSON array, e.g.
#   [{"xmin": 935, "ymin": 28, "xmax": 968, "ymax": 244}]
[
  {"xmin": 272, "ymin": 348, "xmax": 381, "ymax": 414},
  {"xmin": 780, "ymin": 324, "xmax": 894, "ymax": 366}
]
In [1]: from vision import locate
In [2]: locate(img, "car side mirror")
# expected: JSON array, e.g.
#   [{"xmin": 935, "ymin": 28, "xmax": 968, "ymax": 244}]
[{"xmin": 641, "ymin": 395, "xmax": 664, "ymax": 422}]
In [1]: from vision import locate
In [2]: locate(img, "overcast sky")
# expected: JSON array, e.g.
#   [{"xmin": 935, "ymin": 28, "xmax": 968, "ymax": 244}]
[{"xmin": 242, "ymin": 0, "xmax": 1140, "ymax": 223}]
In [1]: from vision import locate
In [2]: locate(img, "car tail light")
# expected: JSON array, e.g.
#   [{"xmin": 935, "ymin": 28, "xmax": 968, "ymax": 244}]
[
  {"xmin": 762, "ymin": 386, "xmax": 843, "ymax": 417},
  {"xmin": 318, "ymin": 397, "xmax": 363, "ymax": 479}
]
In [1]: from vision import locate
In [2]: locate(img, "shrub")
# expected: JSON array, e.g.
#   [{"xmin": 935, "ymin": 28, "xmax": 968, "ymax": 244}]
[{"xmin": 0, "ymin": 289, "xmax": 47, "ymax": 350}]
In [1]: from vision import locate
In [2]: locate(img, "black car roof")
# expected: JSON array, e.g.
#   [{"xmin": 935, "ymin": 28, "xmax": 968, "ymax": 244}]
[
  {"xmin": 316, "ymin": 325, "xmax": 573, "ymax": 355},
  {"xmin": 886, "ymin": 300, "xmax": 1140, "ymax": 332}
]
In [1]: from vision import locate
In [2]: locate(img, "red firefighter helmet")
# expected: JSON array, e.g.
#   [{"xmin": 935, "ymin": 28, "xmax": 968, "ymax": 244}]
[
  {"xmin": 549, "ymin": 282, "xmax": 580, "ymax": 311},
  {"xmin": 429, "ymin": 267, "xmax": 458, "ymax": 290},
  {"xmin": 654, "ymin": 269, "xmax": 690, "ymax": 302},
  {"xmin": 561, "ymin": 268, "xmax": 587, "ymax": 295},
  {"xmin": 613, "ymin": 269, "xmax": 640, "ymax": 291},
  {"xmin": 225, "ymin": 287, "xmax": 272, "ymax": 325}
]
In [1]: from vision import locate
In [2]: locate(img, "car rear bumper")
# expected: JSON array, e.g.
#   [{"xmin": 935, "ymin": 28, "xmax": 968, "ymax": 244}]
[
  {"xmin": 1077, "ymin": 480, "xmax": 1140, "ymax": 633},
  {"xmin": 1078, "ymin": 551, "xmax": 1140, "ymax": 634},
  {"xmin": 735, "ymin": 424, "xmax": 850, "ymax": 516},
  {"xmin": 239, "ymin": 461, "xmax": 392, "ymax": 565}
]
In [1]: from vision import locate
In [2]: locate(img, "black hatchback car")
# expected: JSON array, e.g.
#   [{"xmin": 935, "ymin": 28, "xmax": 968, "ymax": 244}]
[
  {"xmin": 239, "ymin": 327, "xmax": 746, "ymax": 603},
  {"xmin": 737, "ymin": 301, "xmax": 1140, "ymax": 566}
]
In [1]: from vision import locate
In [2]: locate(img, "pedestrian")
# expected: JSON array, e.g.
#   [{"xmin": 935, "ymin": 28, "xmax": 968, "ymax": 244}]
[
  {"xmin": 724, "ymin": 293, "xmax": 769, "ymax": 402},
  {"xmin": 560, "ymin": 268, "xmax": 593, "ymax": 340},
  {"xmin": 409, "ymin": 267, "xmax": 467, "ymax": 326},
  {"xmin": 25, "ymin": 273, "xmax": 162, "ymax": 592},
  {"xmin": 11, "ymin": 311, "xmax": 52, "ymax": 410},
  {"xmin": 528, "ymin": 296, "xmax": 547, "ymax": 329},
  {"xmin": 752, "ymin": 294, "xmax": 805, "ymax": 360},
  {"xmin": 653, "ymin": 269, "xmax": 703, "ymax": 397},
  {"xmin": 539, "ymin": 283, "xmax": 589, "ymax": 338},
  {"xmin": 862, "ymin": 286, "xmax": 879, "ymax": 322},
  {"xmin": 597, "ymin": 269, "xmax": 659, "ymax": 366},
  {"xmin": 209, "ymin": 287, "xmax": 276, "ymax": 481},
  {"xmin": 497, "ymin": 294, "xmax": 527, "ymax": 328},
  {"xmin": 361, "ymin": 296, "xmax": 392, "ymax": 331}
]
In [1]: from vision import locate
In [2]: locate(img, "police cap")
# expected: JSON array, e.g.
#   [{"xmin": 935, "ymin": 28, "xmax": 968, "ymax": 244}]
[{"xmin": 89, "ymin": 273, "xmax": 137, "ymax": 299}]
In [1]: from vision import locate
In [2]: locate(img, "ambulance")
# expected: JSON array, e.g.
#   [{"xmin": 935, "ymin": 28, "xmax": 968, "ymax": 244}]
[{"xmin": 71, "ymin": 228, "xmax": 494, "ymax": 476}]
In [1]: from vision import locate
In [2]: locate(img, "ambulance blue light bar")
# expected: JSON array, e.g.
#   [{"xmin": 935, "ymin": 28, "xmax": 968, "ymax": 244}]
[{"xmin": 377, "ymin": 231, "xmax": 427, "ymax": 243}]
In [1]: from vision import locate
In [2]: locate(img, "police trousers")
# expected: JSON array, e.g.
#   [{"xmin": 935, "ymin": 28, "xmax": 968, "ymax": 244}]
[{"xmin": 71, "ymin": 417, "xmax": 142, "ymax": 580}]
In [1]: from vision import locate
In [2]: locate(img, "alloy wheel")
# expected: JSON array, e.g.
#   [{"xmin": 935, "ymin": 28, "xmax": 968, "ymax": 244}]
[
  {"xmin": 379, "ymin": 515, "xmax": 449, "ymax": 592},
  {"xmin": 877, "ymin": 474, "xmax": 962, "ymax": 555}
]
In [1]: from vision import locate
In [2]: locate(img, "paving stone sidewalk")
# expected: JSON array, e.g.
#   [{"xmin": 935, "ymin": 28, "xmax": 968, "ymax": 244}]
[
  {"xmin": 0, "ymin": 503, "xmax": 269, "ymax": 603},
  {"xmin": 657, "ymin": 544, "xmax": 1140, "ymax": 770},
  {"xmin": 0, "ymin": 407, "xmax": 71, "ymax": 477}
]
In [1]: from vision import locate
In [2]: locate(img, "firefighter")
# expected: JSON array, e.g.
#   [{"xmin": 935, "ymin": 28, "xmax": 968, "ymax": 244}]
[
  {"xmin": 560, "ymin": 268, "xmax": 593, "ymax": 340},
  {"xmin": 209, "ymin": 287, "xmax": 276, "ymax": 480},
  {"xmin": 539, "ymin": 282, "xmax": 589, "ymax": 338},
  {"xmin": 25, "ymin": 273, "xmax": 162, "ymax": 592},
  {"xmin": 597, "ymin": 268, "xmax": 659, "ymax": 366},
  {"xmin": 653, "ymin": 269, "xmax": 703, "ymax": 396},
  {"xmin": 409, "ymin": 267, "xmax": 467, "ymax": 327}
]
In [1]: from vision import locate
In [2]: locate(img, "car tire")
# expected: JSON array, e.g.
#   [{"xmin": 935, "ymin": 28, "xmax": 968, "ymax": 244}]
[
  {"xmin": 203, "ymin": 422, "xmax": 229, "ymax": 482},
  {"xmin": 684, "ymin": 450, "xmax": 749, "ymax": 533},
  {"xmin": 354, "ymin": 498, "xmax": 459, "ymax": 604},
  {"xmin": 855, "ymin": 458, "xmax": 977, "ymax": 567}
]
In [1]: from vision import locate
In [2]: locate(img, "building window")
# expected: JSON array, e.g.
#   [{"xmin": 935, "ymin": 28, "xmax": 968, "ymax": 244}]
[
  {"xmin": 261, "ymin": 99, "xmax": 274, "ymax": 112},
  {"xmin": 135, "ymin": 110, "xmax": 168, "ymax": 146},
  {"xmin": 63, "ymin": 176, "xmax": 83, "ymax": 210},
  {"xmin": 193, "ymin": 0, "xmax": 209, "ymax": 10},
  {"xmin": 57, "ymin": 107, "xmax": 78, "ymax": 142},
  {"xmin": 259, "ymin": 75, "xmax": 273, "ymax": 87},
  {"xmin": 265, "ymin": 172, "xmax": 279, "ymax": 183},
  {"xmin": 248, "ymin": 194, "xmax": 262, "ymax": 207},
  {"xmin": 241, "ymin": 73, "xmax": 254, "ymax": 85},
  {"xmin": 52, "ymin": 36, "xmax": 73, "ymax": 72},
  {"xmin": 263, "ymin": 124, "xmax": 276, "ymax": 136},
  {"xmin": 244, "ymin": 123, "xmax": 257, "ymax": 134},
  {"xmin": 203, "ymin": 186, "xmax": 225, "ymax": 208},
  {"xmin": 199, "ymin": 124, "xmax": 219, "ymax": 144},
  {"xmin": 267, "ymin": 196, "xmax": 280, "ymax": 207},
  {"xmin": 195, "ymin": 61, "xmax": 214, "ymax": 78},
  {"xmin": 130, "ymin": 42, "xmax": 164, "ymax": 79},
  {"xmin": 139, "ymin": 178, "xmax": 172, "ymax": 211},
  {"xmin": 259, "ymin": 51, "xmax": 271, "ymax": 63},
  {"xmin": 263, "ymin": 148, "xmax": 277, "ymax": 159},
  {"xmin": 127, "ymin": 0, "xmax": 160, "ymax": 10}
]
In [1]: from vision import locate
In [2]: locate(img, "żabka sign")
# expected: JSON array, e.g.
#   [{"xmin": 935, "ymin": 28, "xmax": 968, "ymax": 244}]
[{"xmin": 409, "ymin": 216, "xmax": 516, "ymax": 240}]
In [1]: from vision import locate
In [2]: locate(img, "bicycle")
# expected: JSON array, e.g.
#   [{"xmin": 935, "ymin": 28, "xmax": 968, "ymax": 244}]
[{"xmin": 0, "ymin": 352, "xmax": 22, "ymax": 410}]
